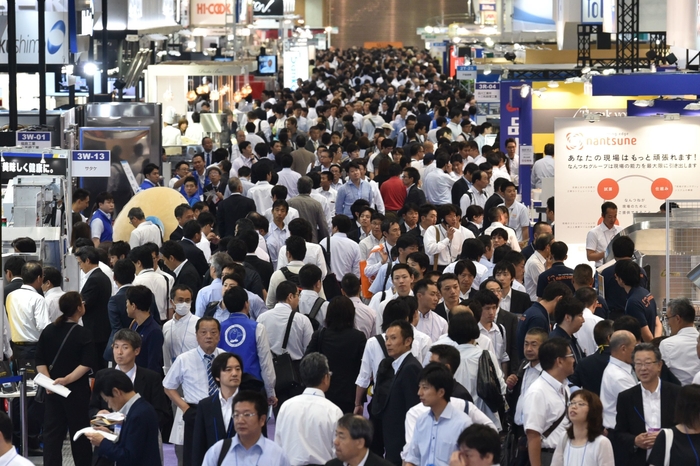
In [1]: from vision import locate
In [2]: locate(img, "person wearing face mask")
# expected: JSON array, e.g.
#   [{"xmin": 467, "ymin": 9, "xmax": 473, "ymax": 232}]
[{"xmin": 162, "ymin": 285, "xmax": 200, "ymax": 376}]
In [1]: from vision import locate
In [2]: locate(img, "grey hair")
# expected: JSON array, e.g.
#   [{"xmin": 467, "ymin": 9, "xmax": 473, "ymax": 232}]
[
  {"xmin": 337, "ymin": 414, "xmax": 373, "ymax": 448},
  {"xmin": 297, "ymin": 176, "xmax": 313, "ymax": 195},
  {"xmin": 127, "ymin": 207, "xmax": 145, "ymax": 220},
  {"xmin": 113, "ymin": 328, "xmax": 142, "ymax": 350},
  {"xmin": 228, "ymin": 177, "xmax": 242, "ymax": 193},
  {"xmin": 299, "ymin": 352, "xmax": 329, "ymax": 387},
  {"xmin": 631, "ymin": 342, "xmax": 662, "ymax": 364},
  {"xmin": 210, "ymin": 252, "xmax": 235, "ymax": 279}
]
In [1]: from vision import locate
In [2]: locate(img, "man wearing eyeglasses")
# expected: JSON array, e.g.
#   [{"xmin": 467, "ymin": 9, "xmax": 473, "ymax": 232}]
[
  {"xmin": 613, "ymin": 343, "xmax": 682, "ymax": 466},
  {"xmin": 202, "ymin": 390, "xmax": 291, "ymax": 466},
  {"xmin": 520, "ymin": 337, "xmax": 574, "ymax": 466}
]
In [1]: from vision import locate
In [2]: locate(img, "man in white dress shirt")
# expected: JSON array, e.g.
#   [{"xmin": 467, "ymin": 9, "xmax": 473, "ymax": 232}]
[
  {"xmin": 659, "ymin": 298, "xmax": 700, "ymax": 385},
  {"xmin": 585, "ymin": 202, "xmax": 623, "ymax": 267},
  {"xmin": 531, "ymin": 143, "xmax": 555, "ymax": 189},
  {"xmin": 507, "ymin": 328, "xmax": 547, "ymax": 429},
  {"xmin": 521, "ymin": 337, "xmax": 574, "ymax": 466},
  {"xmin": 275, "ymin": 353, "xmax": 343, "ymax": 465},
  {"xmin": 130, "ymin": 245, "xmax": 169, "ymax": 322},
  {"xmin": 600, "ymin": 330, "xmax": 638, "ymax": 429},
  {"xmin": 41, "ymin": 266, "xmax": 65, "ymax": 322},
  {"xmin": 246, "ymin": 164, "xmax": 275, "ymax": 214},
  {"xmin": 505, "ymin": 138, "xmax": 520, "ymax": 187},
  {"xmin": 277, "ymin": 154, "xmax": 302, "ymax": 197},
  {"xmin": 414, "ymin": 279, "xmax": 447, "ymax": 342},
  {"xmin": 6, "ymin": 262, "xmax": 51, "ymax": 358},
  {"xmin": 266, "ymin": 237, "xmax": 306, "ymax": 309},
  {"xmin": 340, "ymin": 274, "xmax": 377, "ymax": 339},
  {"xmin": 422, "ymin": 154, "xmax": 455, "ymax": 206},
  {"xmin": 163, "ymin": 317, "xmax": 224, "ymax": 466},
  {"xmin": 524, "ymin": 233, "xmax": 554, "ymax": 301},
  {"xmin": 163, "ymin": 285, "xmax": 200, "ymax": 375},
  {"xmin": 322, "ymin": 215, "xmax": 361, "ymax": 280},
  {"xmin": 257, "ymin": 280, "xmax": 313, "ymax": 409},
  {"xmin": 127, "ymin": 207, "xmax": 162, "ymax": 248}
]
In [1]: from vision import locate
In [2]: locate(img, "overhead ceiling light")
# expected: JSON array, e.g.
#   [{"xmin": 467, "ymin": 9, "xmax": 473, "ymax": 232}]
[
  {"xmin": 424, "ymin": 25, "xmax": 434, "ymax": 34},
  {"xmin": 452, "ymin": 36, "xmax": 462, "ymax": 44},
  {"xmin": 484, "ymin": 37, "xmax": 494, "ymax": 47},
  {"xmin": 187, "ymin": 40, "xmax": 196, "ymax": 49},
  {"xmin": 538, "ymin": 87, "xmax": 548, "ymax": 93},
  {"xmin": 602, "ymin": 68, "xmax": 616, "ymax": 75},
  {"xmin": 547, "ymin": 80, "xmax": 559, "ymax": 88},
  {"xmin": 633, "ymin": 99, "xmax": 655, "ymax": 107},
  {"xmin": 483, "ymin": 65, "xmax": 492, "ymax": 75},
  {"xmin": 520, "ymin": 84, "xmax": 530, "ymax": 98},
  {"xmin": 581, "ymin": 66, "xmax": 591, "ymax": 74},
  {"xmin": 683, "ymin": 102, "xmax": 700, "ymax": 110}
]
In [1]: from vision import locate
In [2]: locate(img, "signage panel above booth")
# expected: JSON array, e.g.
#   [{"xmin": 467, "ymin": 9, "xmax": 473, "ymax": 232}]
[{"xmin": 0, "ymin": 11, "xmax": 70, "ymax": 64}]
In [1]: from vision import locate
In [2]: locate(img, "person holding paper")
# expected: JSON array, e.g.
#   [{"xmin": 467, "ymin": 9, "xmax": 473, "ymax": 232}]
[
  {"xmin": 85, "ymin": 369, "xmax": 162, "ymax": 466},
  {"xmin": 36, "ymin": 291, "xmax": 96, "ymax": 466}
]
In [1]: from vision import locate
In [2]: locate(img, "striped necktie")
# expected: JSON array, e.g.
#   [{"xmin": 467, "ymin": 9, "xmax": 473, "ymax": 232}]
[{"xmin": 204, "ymin": 353, "xmax": 217, "ymax": 396}]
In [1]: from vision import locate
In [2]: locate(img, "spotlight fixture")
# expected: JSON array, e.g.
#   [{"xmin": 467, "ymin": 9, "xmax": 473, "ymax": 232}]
[
  {"xmin": 581, "ymin": 66, "xmax": 591, "ymax": 74},
  {"xmin": 424, "ymin": 25, "xmax": 434, "ymax": 33},
  {"xmin": 547, "ymin": 80, "xmax": 559, "ymax": 88},
  {"xmin": 683, "ymin": 102, "xmax": 700, "ymax": 110},
  {"xmin": 504, "ymin": 52, "xmax": 516, "ymax": 62},
  {"xmin": 646, "ymin": 50, "xmax": 658, "ymax": 61},
  {"xmin": 633, "ymin": 99, "xmax": 655, "ymax": 107},
  {"xmin": 665, "ymin": 53, "xmax": 678, "ymax": 65},
  {"xmin": 82, "ymin": 62, "xmax": 98, "ymax": 76},
  {"xmin": 452, "ymin": 37, "xmax": 462, "ymax": 44},
  {"xmin": 483, "ymin": 65, "xmax": 492, "ymax": 75},
  {"xmin": 602, "ymin": 69, "xmax": 616, "ymax": 75},
  {"xmin": 484, "ymin": 37, "xmax": 494, "ymax": 47}
]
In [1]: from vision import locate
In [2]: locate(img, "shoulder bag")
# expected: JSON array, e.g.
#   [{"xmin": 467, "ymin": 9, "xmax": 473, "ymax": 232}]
[
  {"xmin": 476, "ymin": 350, "xmax": 505, "ymax": 413},
  {"xmin": 432, "ymin": 225, "xmax": 441, "ymax": 271},
  {"xmin": 322, "ymin": 236, "xmax": 342, "ymax": 299},
  {"xmin": 271, "ymin": 311, "xmax": 301, "ymax": 392},
  {"xmin": 35, "ymin": 323, "xmax": 79, "ymax": 403}
]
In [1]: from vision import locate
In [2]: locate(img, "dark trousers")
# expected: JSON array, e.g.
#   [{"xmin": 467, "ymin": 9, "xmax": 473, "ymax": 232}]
[
  {"xmin": 368, "ymin": 399, "xmax": 384, "ymax": 457},
  {"xmin": 182, "ymin": 403, "xmax": 198, "ymax": 466},
  {"xmin": 43, "ymin": 385, "xmax": 92, "ymax": 466},
  {"xmin": 10, "ymin": 343, "xmax": 43, "ymax": 440},
  {"xmin": 93, "ymin": 341, "xmax": 109, "ymax": 371}
]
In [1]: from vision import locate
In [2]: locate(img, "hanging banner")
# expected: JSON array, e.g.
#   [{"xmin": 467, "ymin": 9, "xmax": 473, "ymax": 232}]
[
  {"xmin": 0, "ymin": 11, "xmax": 70, "ymax": 64},
  {"xmin": 554, "ymin": 116, "xmax": 700, "ymax": 245},
  {"xmin": 0, "ymin": 151, "xmax": 68, "ymax": 184},
  {"xmin": 283, "ymin": 44, "xmax": 309, "ymax": 91}
]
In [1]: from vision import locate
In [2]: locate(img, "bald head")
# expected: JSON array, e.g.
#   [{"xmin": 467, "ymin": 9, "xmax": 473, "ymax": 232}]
[
  {"xmin": 451, "ymin": 305, "xmax": 471, "ymax": 316},
  {"xmin": 609, "ymin": 330, "xmax": 636, "ymax": 363}
]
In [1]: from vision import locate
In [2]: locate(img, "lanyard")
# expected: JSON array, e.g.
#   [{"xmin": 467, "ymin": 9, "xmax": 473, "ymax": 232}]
[
  {"xmin": 565, "ymin": 440, "xmax": 588, "ymax": 466},
  {"xmin": 688, "ymin": 431, "xmax": 700, "ymax": 466}
]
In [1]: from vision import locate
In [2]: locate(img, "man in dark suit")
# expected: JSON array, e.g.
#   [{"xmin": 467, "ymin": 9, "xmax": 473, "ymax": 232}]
[
  {"xmin": 191, "ymin": 352, "xmax": 242, "ymax": 465},
  {"xmin": 451, "ymin": 173, "xmax": 472, "ymax": 207},
  {"xmin": 203, "ymin": 166, "xmax": 227, "ymax": 214},
  {"xmin": 614, "ymin": 343, "xmax": 681, "ymax": 466},
  {"xmin": 521, "ymin": 221, "xmax": 553, "ymax": 261},
  {"xmin": 104, "ymin": 259, "xmax": 135, "ymax": 362},
  {"xmin": 169, "ymin": 203, "xmax": 194, "ymax": 242},
  {"xmin": 76, "ymin": 247, "xmax": 112, "ymax": 370},
  {"xmin": 493, "ymin": 261, "xmax": 532, "ymax": 316},
  {"xmin": 89, "ymin": 329, "xmax": 173, "ymax": 438},
  {"xmin": 482, "ymin": 178, "xmax": 507, "ymax": 230},
  {"xmin": 402, "ymin": 167, "xmax": 426, "ymax": 206},
  {"xmin": 216, "ymin": 177, "xmax": 257, "ymax": 238},
  {"xmin": 497, "ymin": 307, "xmax": 520, "ymax": 375},
  {"xmin": 86, "ymin": 369, "xmax": 162, "ymax": 466},
  {"xmin": 180, "ymin": 220, "xmax": 209, "ymax": 278},
  {"xmin": 239, "ymin": 230, "xmax": 273, "ymax": 290},
  {"xmin": 326, "ymin": 414, "xmax": 393, "ymax": 466},
  {"xmin": 161, "ymin": 241, "xmax": 203, "ymax": 305},
  {"xmin": 569, "ymin": 319, "xmax": 613, "ymax": 395},
  {"xmin": 370, "ymin": 320, "xmax": 421, "ymax": 465},
  {"xmin": 3, "ymin": 256, "xmax": 26, "ymax": 307}
]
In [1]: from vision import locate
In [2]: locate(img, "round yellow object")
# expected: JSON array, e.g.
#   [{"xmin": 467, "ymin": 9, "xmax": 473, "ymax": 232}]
[{"xmin": 113, "ymin": 187, "xmax": 188, "ymax": 242}]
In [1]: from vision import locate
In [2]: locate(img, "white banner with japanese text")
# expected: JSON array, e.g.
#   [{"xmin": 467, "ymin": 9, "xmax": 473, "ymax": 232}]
[{"xmin": 554, "ymin": 116, "xmax": 700, "ymax": 245}]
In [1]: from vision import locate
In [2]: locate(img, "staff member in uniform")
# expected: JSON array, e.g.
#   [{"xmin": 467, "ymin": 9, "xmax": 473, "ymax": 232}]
[{"xmin": 36, "ymin": 291, "xmax": 96, "ymax": 466}]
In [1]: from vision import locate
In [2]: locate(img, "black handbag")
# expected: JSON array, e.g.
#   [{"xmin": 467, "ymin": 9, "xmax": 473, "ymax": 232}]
[
  {"xmin": 271, "ymin": 311, "xmax": 301, "ymax": 392},
  {"xmin": 476, "ymin": 350, "xmax": 505, "ymax": 413},
  {"xmin": 322, "ymin": 236, "xmax": 342, "ymax": 299},
  {"xmin": 35, "ymin": 324, "xmax": 78, "ymax": 403}
]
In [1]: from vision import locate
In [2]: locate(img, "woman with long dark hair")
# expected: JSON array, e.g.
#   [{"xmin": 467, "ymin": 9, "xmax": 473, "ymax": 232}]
[
  {"xmin": 551, "ymin": 389, "xmax": 614, "ymax": 466},
  {"xmin": 304, "ymin": 296, "xmax": 366, "ymax": 413},
  {"xmin": 36, "ymin": 291, "xmax": 96, "ymax": 466},
  {"xmin": 648, "ymin": 384, "xmax": 700, "ymax": 466}
]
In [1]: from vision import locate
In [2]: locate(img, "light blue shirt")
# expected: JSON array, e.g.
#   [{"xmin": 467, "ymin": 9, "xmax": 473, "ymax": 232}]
[
  {"xmin": 423, "ymin": 169, "xmax": 455, "ymax": 206},
  {"xmin": 335, "ymin": 179, "xmax": 373, "ymax": 216},
  {"xmin": 531, "ymin": 154, "xmax": 555, "ymax": 189},
  {"xmin": 265, "ymin": 223, "xmax": 290, "ymax": 270},
  {"xmin": 195, "ymin": 278, "xmax": 222, "ymax": 317},
  {"xmin": 202, "ymin": 435, "xmax": 290, "ymax": 466},
  {"xmin": 404, "ymin": 402, "xmax": 472, "ymax": 466}
]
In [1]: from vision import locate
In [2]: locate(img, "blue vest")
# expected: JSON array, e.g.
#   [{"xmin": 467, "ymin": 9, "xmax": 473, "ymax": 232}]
[
  {"xmin": 90, "ymin": 209, "xmax": 113, "ymax": 243},
  {"xmin": 218, "ymin": 313, "xmax": 262, "ymax": 380},
  {"xmin": 139, "ymin": 179, "xmax": 157, "ymax": 190}
]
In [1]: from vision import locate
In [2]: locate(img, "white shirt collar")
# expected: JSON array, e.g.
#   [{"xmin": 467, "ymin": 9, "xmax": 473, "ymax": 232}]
[
  {"xmin": 83, "ymin": 266, "xmax": 99, "ymax": 281},
  {"xmin": 173, "ymin": 259, "xmax": 188, "ymax": 277},
  {"xmin": 118, "ymin": 364, "xmax": 137, "ymax": 382},
  {"xmin": 391, "ymin": 350, "xmax": 411, "ymax": 372},
  {"xmin": 641, "ymin": 378, "xmax": 661, "ymax": 397}
]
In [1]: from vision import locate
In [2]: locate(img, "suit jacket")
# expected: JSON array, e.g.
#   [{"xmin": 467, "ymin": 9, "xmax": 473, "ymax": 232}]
[
  {"xmin": 375, "ymin": 353, "xmax": 422, "ymax": 465},
  {"xmin": 451, "ymin": 177, "xmax": 471, "ymax": 206},
  {"xmin": 89, "ymin": 366, "xmax": 173, "ymax": 440},
  {"xmin": 216, "ymin": 193, "xmax": 256, "ymax": 238},
  {"xmin": 405, "ymin": 185, "xmax": 426, "ymax": 207},
  {"xmin": 104, "ymin": 286, "xmax": 133, "ymax": 361},
  {"xmin": 192, "ymin": 393, "xmax": 235, "ymax": 466},
  {"xmin": 81, "ymin": 268, "xmax": 112, "ymax": 343},
  {"xmin": 174, "ymin": 261, "xmax": 203, "ymax": 304},
  {"xmin": 169, "ymin": 226, "xmax": 184, "ymax": 242},
  {"xmin": 96, "ymin": 397, "xmax": 162, "ymax": 466},
  {"xmin": 483, "ymin": 193, "xmax": 505, "ymax": 229},
  {"xmin": 203, "ymin": 181, "xmax": 226, "ymax": 213},
  {"xmin": 325, "ymin": 451, "xmax": 393, "ymax": 466},
  {"xmin": 242, "ymin": 262, "xmax": 265, "ymax": 299},
  {"xmin": 290, "ymin": 147, "xmax": 316, "ymax": 176},
  {"xmin": 497, "ymin": 309, "xmax": 520, "ymax": 375},
  {"xmin": 509, "ymin": 289, "xmax": 533, "ymax": 316},
  {"xmin": 464, "ymin": 221, "xmax": 481, "ymax": 238},
  {"xmin": 245, "ymin": 255, "xmax": 274, "ymax": 290},
  {"xmin": 614, "ymin": 381, "xmax": 681, "ymax": 466},
  {"xmin": 180, "ymin": 239, "xmax": 208, "ymax": 278},
  {"xmin": 3, "ymin": 278, "xmax": 24, "ymax": 308},
  {"xmin": 568, "ymin": 346, "xmax": 609, "ymax": 396},
  {"xmin": 287, "ymin": 194, "xmax": 329, "ymax": 243},
  {"xmin": 406, "ymin": 226, "xmax": 425, "ymax": 253}
]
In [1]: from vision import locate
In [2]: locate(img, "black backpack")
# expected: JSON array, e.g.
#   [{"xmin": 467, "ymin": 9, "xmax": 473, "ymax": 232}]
[
  {"xmin": 476, "ymin": 350, "xmax": 505, "ymax": 413},
  {"xmin": 304, "ymin": 297, "xmax": 325, "ymax": 332},
  {"xmin": 280, "ymin": 267, "xmax": 300, "ymax": 287}
]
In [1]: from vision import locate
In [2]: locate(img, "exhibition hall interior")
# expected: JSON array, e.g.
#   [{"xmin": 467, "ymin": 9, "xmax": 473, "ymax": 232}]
[{"xmin": 1, "ymin": 0, "xmax": 700, "ymax": 465}]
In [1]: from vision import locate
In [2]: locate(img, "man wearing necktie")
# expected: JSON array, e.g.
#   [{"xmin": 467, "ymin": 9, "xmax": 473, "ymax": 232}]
[{"xmin": 202, "ymin": 137, "xmax": 214, "ymax": 167}]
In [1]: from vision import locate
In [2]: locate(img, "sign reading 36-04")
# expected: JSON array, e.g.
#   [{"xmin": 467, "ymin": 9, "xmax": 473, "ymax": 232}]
[{"xmin": 71, "ymin": 150, "xmax": 111, "ymax": 177}]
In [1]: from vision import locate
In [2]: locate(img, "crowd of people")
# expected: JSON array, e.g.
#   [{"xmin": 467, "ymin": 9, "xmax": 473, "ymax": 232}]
[{"xmin": 3, "ymin": 46, "xmax": 700, "ymax": 466}]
